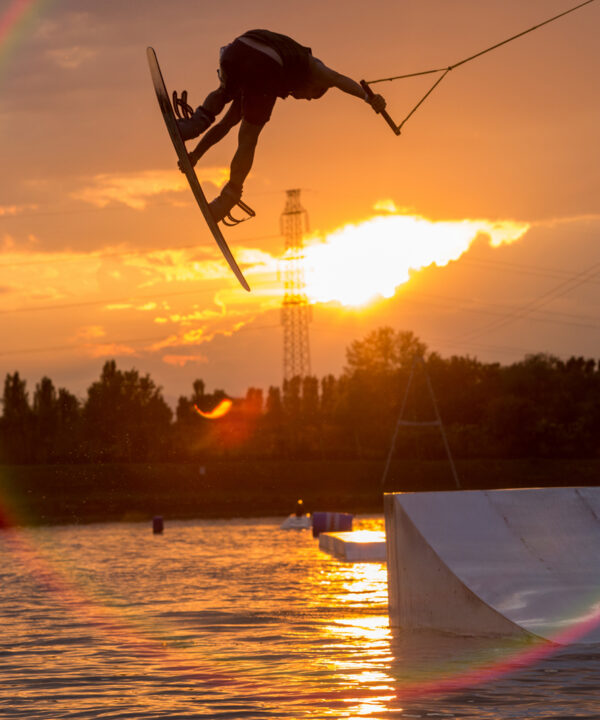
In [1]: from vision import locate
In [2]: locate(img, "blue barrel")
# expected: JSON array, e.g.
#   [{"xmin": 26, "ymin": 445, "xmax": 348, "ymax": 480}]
[
  {"xmin": 312, "ymin": 511, "xmax": 353, "ymax": 537},
  {"xmin": 312, "ymin": 512, "xmax": 327, "ymax": 537},
  {"xmin": 333, "ymin": 512, "xmax": 353, "ymax": 532}
]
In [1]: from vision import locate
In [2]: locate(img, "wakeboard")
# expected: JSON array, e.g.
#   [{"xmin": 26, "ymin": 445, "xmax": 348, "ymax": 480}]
[{"xmin": 147, "ymin": 47, "xmax": 250, "ymax": 292}]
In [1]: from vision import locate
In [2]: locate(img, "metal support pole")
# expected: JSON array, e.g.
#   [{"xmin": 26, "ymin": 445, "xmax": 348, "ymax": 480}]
[{"xmin": 381, "ymin": 356, "xmax": 461, "ymax": 490}]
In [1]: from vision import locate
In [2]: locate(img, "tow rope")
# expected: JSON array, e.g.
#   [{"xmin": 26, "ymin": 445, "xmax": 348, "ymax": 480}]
[{"xmin": 362, "ymin": 0, "xmax": 597, "ymax": 135}]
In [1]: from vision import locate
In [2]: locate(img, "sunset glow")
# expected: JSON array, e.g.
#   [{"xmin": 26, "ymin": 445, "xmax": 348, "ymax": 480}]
[
  {"xmin": 72, "ymin": 168, "xmax": 229, "ymax": 210},
  {"xmin": 1, "ymin": 0, "xmax": 598, "ymax": 400},
  {"xmin": 0, "ymin": 207, "xmax": 535, "ymax": 371},
  {"xmin": 2, "ymin": 2, "xmax": 600, "ymax": 716},
  {"xmin": 302, "ymin": 213, "xmax": 530, "ymax": 307}
]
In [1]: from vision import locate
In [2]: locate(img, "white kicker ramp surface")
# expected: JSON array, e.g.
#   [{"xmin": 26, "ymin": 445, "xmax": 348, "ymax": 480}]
[{"xmin": 384, "ymin": 487, "xmax": 600, "ymax": 642}]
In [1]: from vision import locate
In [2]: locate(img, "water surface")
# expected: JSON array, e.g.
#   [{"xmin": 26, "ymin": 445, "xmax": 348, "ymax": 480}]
[{"xmin": 1, "ymin": 517, "xmax": 598, "ymax": 718}]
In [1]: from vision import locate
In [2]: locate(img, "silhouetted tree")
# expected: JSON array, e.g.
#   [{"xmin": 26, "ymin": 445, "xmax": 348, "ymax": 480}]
[
  {"xmin": 1, "ymin": 372, "xmax": 33, "ymax": 463},
  {"xmin": 263, "ymin": 385, "xmax": 284, "ymax": 456},
  {"xmin": 54, "ymin": 388, "xmax": 81, "ymax": 461},
  {"xmin": 282, "ymin": 376, "xmax": 302, "ymax": 456},
  {"xmin": 5, "ymin": 326, "xmax": 600, "ymax": 467},
  {"xmin": 320, "ymin": 375, "xmax": 337, "ymax": 421},
  {"xmin": 317, "ymin": 374, "xmax": 347, "ymax": 458},
  {"xmin": 339, "ymin": 328, "xmax": 428, "ymax": 458},
  {"xmin": 209, "ymin": 388, "xmax": 263, "ymax": 456},
  {"xmin": 82, "ymin": 360, "xmax": 172, "ymax": 462},
  {"xmin": 32, "ymin": 377, "xmax": 59, "ymax": 463},
  {"xmin": 345, "ymin": 327, "xmax": 427, "ymax": 375},
  {"xmin": 245, "ymin": 387, "xmax": 263, "ymax": 415}
]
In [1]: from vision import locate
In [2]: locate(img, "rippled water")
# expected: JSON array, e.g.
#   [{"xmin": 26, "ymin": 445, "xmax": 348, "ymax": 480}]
[{"xmin": 0, "ymin": 517, "xmax": 598, "ymax": 719}]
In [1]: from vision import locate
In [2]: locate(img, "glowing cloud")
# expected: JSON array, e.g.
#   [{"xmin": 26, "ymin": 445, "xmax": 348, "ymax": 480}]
[
  {"xmin": 0, "ymin": 202, "xmax": 534, "ymax": 368},
  {"xmin": 162, "ymin": 354, "xmax": 207, "ymax": 367},
  {"xmin": 104, "ymin": 302, "xmax": 157, "ymax": 312},
  {"xmin": 83, "ymin": 343, "xmax": 137, "ymax": 358},
  {"xmin": 302, "ymin": 213, "xmax": 529, "ymax": 306},
  {"xmin": 372, "ymin": 198, "xmax": 402, "ymax": 214},
  {"xmin": 46, "ymin": 45, "xmax": 95, "ymax": 69},
  {"xmin": 76, "ymin": 325, "xmax": 106, "ymax": 340},
  {"xmin": 194, "ymin": 399, "xmax": 233, "ymax": 419},
  {"xmin": 0, "ymin": 203, "xmax": 37, "ymax": 216},
  {"xmin": 73, "ymin": 168, "xmax": 229, "ymax": 210}
]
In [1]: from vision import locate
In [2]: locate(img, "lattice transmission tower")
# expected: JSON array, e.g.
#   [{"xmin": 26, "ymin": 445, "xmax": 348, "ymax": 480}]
[{"xmin": 280, "ymin": 189, "xmax": 311, "ymax": 381}]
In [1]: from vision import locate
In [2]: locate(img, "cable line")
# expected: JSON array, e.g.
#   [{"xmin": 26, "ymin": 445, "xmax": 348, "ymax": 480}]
[
  {"xmin": 364, "ymin": 0, "xmax": 598, "ymax": 134},
  {"xmin": 461, "ymin": 258, "xmax": 600, "ymax": 342}
]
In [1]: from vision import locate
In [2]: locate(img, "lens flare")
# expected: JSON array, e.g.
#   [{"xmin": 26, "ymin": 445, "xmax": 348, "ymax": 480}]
[
  {"xmin": 0, "ymin": 0, "xmax": 52, "ymax": 76},
  {"xmin": 193, "ymin": 398, "xmax": 233, "ymax": 419}
]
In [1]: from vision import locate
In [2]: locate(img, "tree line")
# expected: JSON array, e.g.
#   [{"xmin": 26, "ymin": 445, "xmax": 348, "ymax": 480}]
[{"xmin": 2, "ymin": 327, "xmax": 600, "ymax": 465}]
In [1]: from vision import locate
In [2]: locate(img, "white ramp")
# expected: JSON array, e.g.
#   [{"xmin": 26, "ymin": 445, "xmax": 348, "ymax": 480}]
[{"xmin": 385, "ymin": 487, "xmax": 600, "ymax": 643}]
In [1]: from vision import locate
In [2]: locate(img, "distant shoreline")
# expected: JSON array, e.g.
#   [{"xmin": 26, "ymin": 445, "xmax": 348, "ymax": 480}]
[{"xmin": 1, "ymin": 458, "xmax": 598, "ymax": 528}]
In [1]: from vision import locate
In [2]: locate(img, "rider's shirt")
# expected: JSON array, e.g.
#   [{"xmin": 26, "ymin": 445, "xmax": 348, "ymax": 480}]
[{"xmin": 219, "ymin": 29, "xmax": 313, "ymax": 125}]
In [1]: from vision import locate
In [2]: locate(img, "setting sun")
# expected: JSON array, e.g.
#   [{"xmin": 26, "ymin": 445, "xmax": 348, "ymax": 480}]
[{"xmin": 301, "ymin": 212, "xmax": 529, "ymax": 307}]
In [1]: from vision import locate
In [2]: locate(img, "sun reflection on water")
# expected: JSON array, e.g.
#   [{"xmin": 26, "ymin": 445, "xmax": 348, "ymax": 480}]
[
  {"xmin": 1, "ymin": 515, "xmax": 597, "ymax": 718},
  {"xmin": 299, "ymin": 523, "xmax": 400, "ymax": 716}
]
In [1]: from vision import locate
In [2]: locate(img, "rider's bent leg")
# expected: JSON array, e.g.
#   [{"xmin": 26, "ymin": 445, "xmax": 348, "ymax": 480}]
[{"xmin": 208, "ymin": 181, "xmax": 242, "ymax": 222}]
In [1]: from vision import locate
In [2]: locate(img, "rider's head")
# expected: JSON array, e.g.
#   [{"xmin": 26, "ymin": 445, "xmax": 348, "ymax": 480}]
[
  {"xmin": 290, "ymin": 82, "xmax": 328, "ymax": 101},
  {"xmin": 290, "ymin": 58, "xmax": 330, "ymax": 101}
]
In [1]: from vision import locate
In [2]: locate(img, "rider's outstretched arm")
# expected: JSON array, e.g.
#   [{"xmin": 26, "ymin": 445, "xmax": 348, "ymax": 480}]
[
  {"xmin": 311, "ymin": 58, "xmax": 386, "ymax": 112},
  {"xmin": 188, "ymin": 99, "xmax": 242, "ymax": 166}
]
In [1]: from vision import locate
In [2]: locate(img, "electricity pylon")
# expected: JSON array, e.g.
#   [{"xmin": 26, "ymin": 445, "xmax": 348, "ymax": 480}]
[{"xmin": 280, "ymin": 189, "xmax": 311, "ymax": 381}]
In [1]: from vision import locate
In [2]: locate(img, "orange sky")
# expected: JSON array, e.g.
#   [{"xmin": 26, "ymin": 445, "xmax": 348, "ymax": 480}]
[{"xmin": 1, "ymin": 0, "xmax": 599, "ymax": 404}]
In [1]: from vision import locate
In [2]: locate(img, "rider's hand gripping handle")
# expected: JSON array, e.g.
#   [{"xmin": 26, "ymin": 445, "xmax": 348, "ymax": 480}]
[{"xmin": 361, "ymin": 80, "xmax": 400, "ymax": 136}]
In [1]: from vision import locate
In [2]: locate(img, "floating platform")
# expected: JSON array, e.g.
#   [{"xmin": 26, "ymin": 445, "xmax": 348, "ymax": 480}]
[
  {"xmin": 280, "ymin": 514, "xmax": 311, "ymax": 530},
  {"xmin": 319, "ymin": 530, "xmax": 386, "ymax": 562},
  {"xmin": 385, "ymin": 487, "xmax": 600, "ymax": 643}
]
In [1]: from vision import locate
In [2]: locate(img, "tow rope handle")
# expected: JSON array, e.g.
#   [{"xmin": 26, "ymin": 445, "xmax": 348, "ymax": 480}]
[{"xmin": 360, "ymin": 80, "xmax": 401, "ymax": 136}]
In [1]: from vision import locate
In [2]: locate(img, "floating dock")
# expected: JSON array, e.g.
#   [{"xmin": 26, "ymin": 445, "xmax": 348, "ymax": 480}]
[
  {"xmin": 384, "ymin": 487, "xmax": 600, "ymax": 643},
  {"xmin": 319, "ymin": 530, "xmax": 386, "ymax": 562}
]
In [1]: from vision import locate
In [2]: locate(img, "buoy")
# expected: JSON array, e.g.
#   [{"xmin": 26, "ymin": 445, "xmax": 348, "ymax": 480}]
[{"xmin": 152, "ymin": 516, "xmax": 164, "ymax": 534}]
